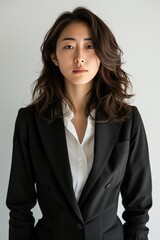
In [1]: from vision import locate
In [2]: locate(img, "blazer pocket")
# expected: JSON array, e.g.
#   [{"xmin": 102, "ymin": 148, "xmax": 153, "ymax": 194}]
[{"xmin": 113, "ymin": 140, "xmax": 130, "ymax": 155}]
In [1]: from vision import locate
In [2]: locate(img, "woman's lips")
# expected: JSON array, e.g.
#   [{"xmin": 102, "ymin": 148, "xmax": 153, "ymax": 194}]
[{"xmin": 73, "ymin": 69, "xmax": 88, "ymax": 73}]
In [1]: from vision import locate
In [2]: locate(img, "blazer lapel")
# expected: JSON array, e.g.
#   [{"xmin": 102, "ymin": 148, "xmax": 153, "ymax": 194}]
[
  {"xmin": 35, "ymin": 113, "xmax": 83, "ymax": 221},
  {"xmin": 79, "ymin": 108, "xmax": 123, "ymax": 205}
]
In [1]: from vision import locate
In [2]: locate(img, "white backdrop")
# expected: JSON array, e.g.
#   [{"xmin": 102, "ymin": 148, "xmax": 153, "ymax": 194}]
[{"xmin": 0, "ymin": 0, "xmax": 160, "ymax": 239}]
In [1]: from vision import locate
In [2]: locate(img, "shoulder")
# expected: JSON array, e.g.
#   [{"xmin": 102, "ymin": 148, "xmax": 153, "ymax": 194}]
[
  {"xmin": 125, "ymin": 105, "xmax": 143, "ymax": 125},
  {"xmin": 13, "ymin": 105, "xmax": 38, "ymax": 141},
  {"xmin": 17, "ymin": 105, "xmax": 36, "ymax": 117},
  {"xmin": 130, "ymin": 105, "xmax": 144, "ymax": 126},
  {"xmin": 131, "ymin": 105, "xmax": 142, "ymax": 117},
  {"xmin": 119, "ymin": 105, "xmax": 145, "ymax": 137},
  {"xmin": 15, "ymin": 105, "xmax": 37, "ymax": 127},
  {"xmin": 128, "ymin": 106, "xmax": 147, "ymax": 140}
]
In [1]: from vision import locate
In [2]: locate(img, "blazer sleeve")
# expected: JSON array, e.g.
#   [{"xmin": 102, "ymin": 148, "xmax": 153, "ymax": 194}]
[
  {"xmin": 120, "ymin": 107, "xmax": 152, "ymax": 240},
  {"xmin": 6, "ymin": 108, "xmax": 37, "ymax": 240}
]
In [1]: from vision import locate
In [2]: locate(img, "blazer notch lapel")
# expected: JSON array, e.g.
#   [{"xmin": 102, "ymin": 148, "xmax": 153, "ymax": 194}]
[
  {"xmin": 35, "ymin": 113, "xmax": 83, "ymax": 220},
  {"xmin": 79, "ymin": 110, "xmax": 123, "ymax": 205}
]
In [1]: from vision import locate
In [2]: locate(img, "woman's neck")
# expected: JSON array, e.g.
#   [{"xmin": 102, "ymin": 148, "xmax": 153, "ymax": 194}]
[{"xmin": 64, "ymin": 82, "xmax": 92, "ymax": 114}]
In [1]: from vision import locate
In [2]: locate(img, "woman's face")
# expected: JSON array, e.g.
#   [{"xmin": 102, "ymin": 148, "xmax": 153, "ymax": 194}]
[{"xmin": 51, "ymin": 21, "xmax": 100, "ymax": 87}]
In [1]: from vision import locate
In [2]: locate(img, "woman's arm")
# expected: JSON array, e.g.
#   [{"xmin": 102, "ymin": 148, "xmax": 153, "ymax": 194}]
[
  {"xmin": 6, "ymin": 109, "xmax": 37, "ymax": 240},
  {"xmin": 121, "ymin": 107, "xmax": 152, "ymax": 240}
]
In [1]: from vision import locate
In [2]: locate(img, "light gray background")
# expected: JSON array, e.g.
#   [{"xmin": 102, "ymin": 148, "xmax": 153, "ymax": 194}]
[{"xmin": 1, "ymin": 0, "xmax": 160, "ymax": 239}]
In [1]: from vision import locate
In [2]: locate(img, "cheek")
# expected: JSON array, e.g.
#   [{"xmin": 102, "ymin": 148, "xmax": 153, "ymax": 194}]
[
  {"xmin": 57, "ymin": 61, "xmax": 71, "ymax": 77},
  {"xmin": 96, "ymin": 58, "xmax": 100, "ymax": 68},
  {"xmin": 90, "ymin": 54, "xmax": 100, "ymax": 66},
  {"xmin": 92, "ymin": 58, "xmax": 100, "ymax": 71},
  {"xmin": 92, "ymin": 58, "xmax": 100, "ymax": 76},
  {"xmin": 56, "ymin": 53, "xmax": 63, "ymax": 65},
  {"xmin": 58, "ymin": 64, "xmax": 67, "ymax": 76},
  {"xmin": 57, "ymin": 54, "xmax": 73, "ymax": 68}
]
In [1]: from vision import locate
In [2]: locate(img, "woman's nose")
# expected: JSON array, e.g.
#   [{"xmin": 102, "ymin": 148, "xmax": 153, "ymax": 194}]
[
  {"xmin": 74, "ymin": 49, "xmax": 85, "ymax": 64},
  {"xmin": 74, "ymin": 58, "xmax": 85, "ymax": 63}
]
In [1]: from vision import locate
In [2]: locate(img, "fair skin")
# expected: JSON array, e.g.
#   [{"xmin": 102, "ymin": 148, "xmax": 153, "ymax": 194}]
[{"xmin": 51, "ymin": 21, "xmax": 100, "ymax": 143}]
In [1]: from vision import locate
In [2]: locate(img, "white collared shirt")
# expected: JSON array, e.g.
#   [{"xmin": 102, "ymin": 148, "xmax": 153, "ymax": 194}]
[{"xmin": 62, "ymin": 102, "xmax": 95, "ymax": 201}]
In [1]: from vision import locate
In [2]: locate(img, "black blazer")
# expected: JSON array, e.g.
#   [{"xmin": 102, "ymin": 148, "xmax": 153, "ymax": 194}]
[{"xmin": 6, "ymin": 105, "xmax": 152, "ymax": 240}]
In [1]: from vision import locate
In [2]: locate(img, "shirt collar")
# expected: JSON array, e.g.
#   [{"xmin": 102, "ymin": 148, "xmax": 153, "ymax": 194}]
[
  {"xmin": 62, "ymin": 101, "xmax": 74, "ymax": 128},
  {"xmin": 62, "ymin": 101, "xmax": 95, "ymax": 129}
]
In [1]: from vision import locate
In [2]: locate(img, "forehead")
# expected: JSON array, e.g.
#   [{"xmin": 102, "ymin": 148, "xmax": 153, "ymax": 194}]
[{"xmin": 58, "ymin": 21, "xmax": 91, "ymax": 40}]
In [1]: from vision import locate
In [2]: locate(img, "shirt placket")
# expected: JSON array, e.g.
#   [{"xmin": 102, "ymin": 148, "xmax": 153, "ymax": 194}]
[{"xmin": 76, "ymin": 144, "xmax": 88, "ymax": 200}]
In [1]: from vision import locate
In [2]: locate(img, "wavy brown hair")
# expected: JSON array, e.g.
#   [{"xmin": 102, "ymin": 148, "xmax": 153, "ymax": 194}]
[{"xmin": 31, "ymin": 7, "xmax": 133, "ymax": 122}]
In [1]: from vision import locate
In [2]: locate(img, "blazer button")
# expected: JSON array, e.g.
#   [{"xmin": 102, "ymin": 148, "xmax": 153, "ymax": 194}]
[
  {"xmin": 105, "ymin": 182, "xmax": 111, "ymax": 189},
  {"xmin": 76, "ymin": 223, "xmax": 83, "ymax": 230}
]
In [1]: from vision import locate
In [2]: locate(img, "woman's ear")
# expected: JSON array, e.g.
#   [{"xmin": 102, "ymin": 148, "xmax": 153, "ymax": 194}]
[{"xmin": 51, "ymin": 54, "xmax": 59, "ymax": 66}]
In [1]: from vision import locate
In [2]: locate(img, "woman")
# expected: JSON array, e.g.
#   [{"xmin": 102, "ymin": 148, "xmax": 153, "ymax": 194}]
[{"xmin": 6, "ymin": 7, "xmax": 152, "ymax": 240}]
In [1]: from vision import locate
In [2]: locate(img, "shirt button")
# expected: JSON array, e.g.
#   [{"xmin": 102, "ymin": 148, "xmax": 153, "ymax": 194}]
[{"xmin": 76, "ymin": 223, "xmax": 83, "ymax": 230}]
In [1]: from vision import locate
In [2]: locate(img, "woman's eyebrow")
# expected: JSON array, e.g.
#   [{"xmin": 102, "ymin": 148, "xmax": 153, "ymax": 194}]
[{"xmin": 62, "ymin": 37, "xmax": 92, "ymax": 41}]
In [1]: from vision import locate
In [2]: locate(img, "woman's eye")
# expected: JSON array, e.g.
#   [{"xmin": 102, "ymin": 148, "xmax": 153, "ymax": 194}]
[
  {"xmin": 86, "ymin": 45, "xmax": 94, "ymax": 49},
  {"xmin": 64, "ymin": 45, "xmax": 74, "ymax": 49}
]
